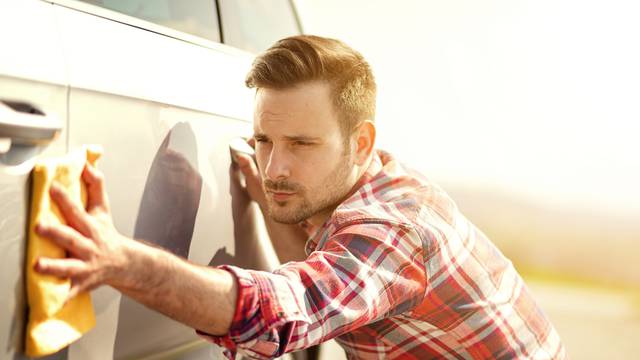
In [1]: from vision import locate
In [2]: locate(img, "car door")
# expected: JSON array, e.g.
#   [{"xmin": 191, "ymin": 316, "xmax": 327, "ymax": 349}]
[
  {"xmin": 0, "ymin": 1, "xmax": 69, "ymax": 359},
  {"xmin": 2, "ymin": 0, "xmax": 303, "ymax": 358},
  {"xmin": 47, "ymin": 1, "xmax": 285, "ymax": 359}
]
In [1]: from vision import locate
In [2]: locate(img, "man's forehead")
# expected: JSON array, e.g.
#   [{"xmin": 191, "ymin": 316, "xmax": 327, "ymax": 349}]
[
  {"xmin": 252, "ymin": 111, "xmax": 334, "ymax": 142},
  {"xmin": 251, "ymin": 82, "xmax": 342, "ymax": 138},
  {"xmin": 253, "ymin": 82, "xmax": 335, "ymax": 114},
  {"xmin": 254, "ymin": 109, "xmax": 293, "ymax": 122},
  {"xmin": 253, "ymin": 119, "xmax": 333, "ymax": 140}
]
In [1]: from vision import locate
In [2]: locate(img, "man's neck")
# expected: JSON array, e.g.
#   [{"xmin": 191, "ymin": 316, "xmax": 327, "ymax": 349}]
[{"xmin": 305, "ymin": 154, "xmax": 374, "ymax": 229}]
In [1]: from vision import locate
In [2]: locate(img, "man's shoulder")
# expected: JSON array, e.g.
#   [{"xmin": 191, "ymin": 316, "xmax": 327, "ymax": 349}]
[{"xmin": 334, "ymin": 150, "xmax": 459, "ymax": 230}]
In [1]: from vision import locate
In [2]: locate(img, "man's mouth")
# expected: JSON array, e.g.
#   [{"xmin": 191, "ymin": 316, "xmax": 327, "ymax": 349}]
[{"xmin": 268, "ymin": 191, "xmax": 296, "ymax": 202}]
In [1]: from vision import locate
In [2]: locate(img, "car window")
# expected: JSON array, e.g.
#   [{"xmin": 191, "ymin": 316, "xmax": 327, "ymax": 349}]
[
  {"xmin": 76, "ymin": 0, "xmax": 221, "ymax": 42},
  {"xmin": 218, "ymin": 0, "xmax": 301, "ymax": 53}
]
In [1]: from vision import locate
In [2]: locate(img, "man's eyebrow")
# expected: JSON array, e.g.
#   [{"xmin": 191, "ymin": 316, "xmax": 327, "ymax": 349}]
[
  {"xmin": 253, "ymin": 133, "xmax": 321, "ymax": 142},
  {"xmin": 283, "ymin": 135, "xmax": 321, "ymax": 142}
]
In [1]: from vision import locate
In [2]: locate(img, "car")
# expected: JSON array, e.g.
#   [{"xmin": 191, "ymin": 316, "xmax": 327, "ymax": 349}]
[{"xmin": 0, "ymin": 0, "xmax": 304, "ymax": 359}]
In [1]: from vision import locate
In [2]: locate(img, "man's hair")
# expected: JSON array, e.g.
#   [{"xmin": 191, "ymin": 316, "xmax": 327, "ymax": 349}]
[{"xmin": 245, "ymin": 35, "xmax": 376, "ymax": 138}]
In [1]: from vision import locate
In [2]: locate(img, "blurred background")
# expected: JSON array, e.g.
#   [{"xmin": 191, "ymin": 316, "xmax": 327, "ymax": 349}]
[
  {"xmin": 292, "ymin": 0, "xmax": 640, "ymax": 358},
  {"xmin": 3, "ymin": 0, "xmax": 635, "ymax": 358}
]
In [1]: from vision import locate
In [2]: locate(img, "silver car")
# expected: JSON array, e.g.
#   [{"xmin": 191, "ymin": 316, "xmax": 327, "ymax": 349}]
[{"xmin": 0, "ymin": 0, "xmax": 303, "ymax": 359}]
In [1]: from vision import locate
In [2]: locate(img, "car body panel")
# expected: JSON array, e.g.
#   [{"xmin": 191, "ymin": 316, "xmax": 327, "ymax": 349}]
[
  {"xmin": 52, "ymin": 3, "xmax": 279, "ymax": 359},
  {"xmin": 0, "ymin": 1, "xmax": 68, "ymax": 359}
]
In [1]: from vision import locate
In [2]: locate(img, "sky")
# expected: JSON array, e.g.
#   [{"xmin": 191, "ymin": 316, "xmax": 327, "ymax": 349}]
[{"xmin": 295, "ymin": 0, "xmax": 640, "ymax": 216}]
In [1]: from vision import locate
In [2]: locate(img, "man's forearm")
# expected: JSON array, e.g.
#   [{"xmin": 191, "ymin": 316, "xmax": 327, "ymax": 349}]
[
  {"xmin": 35, "ymin": 168, "xmax": 238, "ymax": 336},
  {"xmin": 115, "ymin": 239, "xmax": 237, "ymax": 336}
]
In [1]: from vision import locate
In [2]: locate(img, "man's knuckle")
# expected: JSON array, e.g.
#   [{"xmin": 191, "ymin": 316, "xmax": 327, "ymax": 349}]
[
  {"xmin": 38, "ymin": 225, "xmax": 52, "ymax": 238},
  {"xmin": 95, "ymin": 172, "xmax": 105, "ymax": 182},
  {"xmin": 67, "ymin": 235, "xmax": 76, "ymax": 248}
]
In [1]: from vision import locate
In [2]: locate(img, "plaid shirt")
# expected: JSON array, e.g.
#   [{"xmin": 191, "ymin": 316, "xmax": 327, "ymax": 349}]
[{"xmin": 199, "ymin": 150, "xmax": 565, "ymax": 359}]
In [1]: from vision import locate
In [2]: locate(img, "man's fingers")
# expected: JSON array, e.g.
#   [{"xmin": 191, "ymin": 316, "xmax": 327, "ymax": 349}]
[
  {"xmin": 36, "ymin": 223, "xmax": 95, "ymax": 258},
  {"xmin": 50, "ymin": 184, "xmax": 92, "ymax": 236},
  {"xmin": 234, "ymin": 153, "xmax": 267, "ymax": 206},
  {"xmin": 34, "ymin": 260, "xmax": 96, "ymax": 303},
  {"xmin": 82, "ymin": 163, "xmax": 110, "ymax": 214},
  {"xmin": 34, "ymin": 257, "xmax": 90, "ymax": 279},
  {"xmin": 236, "ymin": 153, "xmax": 258, "ymax": 178},
  {"xmin": 237, "ymin": 154, "xmax": 262, "ymax": 189},
  {"xmin": 67, "ymin": 276, "xmax": 98, "ymax": 303},
  {"xmin": 67, "ymin": 282, "xmax": 83, "ymax": 303}
]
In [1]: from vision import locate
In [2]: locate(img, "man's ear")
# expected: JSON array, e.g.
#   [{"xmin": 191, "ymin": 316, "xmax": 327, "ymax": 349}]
[{"xmin": 353, "ymin": 120, "xmax": 376, "ymax": 166}]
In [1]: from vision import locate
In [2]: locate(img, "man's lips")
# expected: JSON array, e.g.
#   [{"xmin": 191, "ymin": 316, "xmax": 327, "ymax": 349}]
[{"xmin": 268, "ymin": 191, "xmax": 296, "ymax": 202}]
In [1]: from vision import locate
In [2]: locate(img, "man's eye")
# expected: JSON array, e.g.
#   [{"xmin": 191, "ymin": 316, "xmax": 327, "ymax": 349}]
[{"xmin": 293, "ymin": 141, "xmax": 312, "ymax": 146}]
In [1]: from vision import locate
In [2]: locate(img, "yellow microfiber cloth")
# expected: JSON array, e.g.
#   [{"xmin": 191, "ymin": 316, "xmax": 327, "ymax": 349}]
[{"xmin": 25, "ymin": 145, "xmax": 102, "ymax": 357}]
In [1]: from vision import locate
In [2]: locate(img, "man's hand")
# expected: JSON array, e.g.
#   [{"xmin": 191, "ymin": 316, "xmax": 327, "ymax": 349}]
[
  {"xmin": 35, "ymin": 163, "xmax": 132, "ymax": 301},
  {"xmin": 35, "ymin": 163, "xmax": 237, "ymax": 335},
  {"xmin": 231, "ymin": 138, "xmax": 267, "ymax": 209},
  {"xmin": 229, "ymin": 138, "xmax": 309, "ymax": 263}
]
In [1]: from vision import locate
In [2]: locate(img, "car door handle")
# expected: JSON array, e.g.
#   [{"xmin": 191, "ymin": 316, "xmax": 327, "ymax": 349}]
[{"xmin": 0, "ymin": 101, "xmax": 62, "ymax": 153}]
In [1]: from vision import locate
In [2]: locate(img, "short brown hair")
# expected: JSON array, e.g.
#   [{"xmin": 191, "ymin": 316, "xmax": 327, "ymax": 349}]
[{"xmin": 245, "ymin": 35, "xmax": 376, "ymax": 137}]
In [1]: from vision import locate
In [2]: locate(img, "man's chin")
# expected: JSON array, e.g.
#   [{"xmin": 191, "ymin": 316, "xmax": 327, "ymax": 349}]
[
  {"xmin": 272, "ymin": 217, "xmax": 303, "ymax": 225},
  {"xmin": 269, "ymin": 210, "xmax": 308, "ymax": 224},
  {"xmin": 267, "ymin": 202, "xmax": 311, "ymax": 224}
]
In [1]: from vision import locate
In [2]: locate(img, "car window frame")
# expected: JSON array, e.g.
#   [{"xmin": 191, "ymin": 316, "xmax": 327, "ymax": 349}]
[
  {"xmin": 216, "ymin": 0, "xmax": 304, "ymax": 53},
  {"xmin": 46, "ymin": 0, "xmax": 249, "ymax": 56}
]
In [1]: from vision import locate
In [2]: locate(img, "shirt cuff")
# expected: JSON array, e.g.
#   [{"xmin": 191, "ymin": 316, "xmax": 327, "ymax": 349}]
[
  {"xmin": 196, "ymin": 265, "xmax": 309, "ymax": 358},
  {"xmin": 195, "ymin": 265, "xmax": 259, "ymax": 350}
]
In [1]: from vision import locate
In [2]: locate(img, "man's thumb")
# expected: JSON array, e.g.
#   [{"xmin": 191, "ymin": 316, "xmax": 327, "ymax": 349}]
[{"xmin": 236, "ymin": 153, "xmax": 259, "ymax": 179}]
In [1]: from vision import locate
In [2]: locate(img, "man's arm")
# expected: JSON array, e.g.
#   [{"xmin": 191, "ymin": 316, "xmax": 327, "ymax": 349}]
[
  {"xmin": 34, "ymin": 164, "xmax": 236, "ymax": 335},
  {"xmin": 198, "ymin": 223, "xmax": 428, "ymax": 358}
]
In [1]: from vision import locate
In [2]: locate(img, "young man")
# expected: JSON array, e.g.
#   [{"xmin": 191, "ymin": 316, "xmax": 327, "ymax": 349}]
[{"xmin": 35, "ymin": 35, "xmax": 565, "ymax": 359}]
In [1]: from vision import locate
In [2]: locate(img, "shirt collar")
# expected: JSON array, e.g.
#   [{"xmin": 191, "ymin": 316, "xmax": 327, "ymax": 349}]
[{"xmin": 304, "ymin": 151, "xmax": 384, "ymax": 254}]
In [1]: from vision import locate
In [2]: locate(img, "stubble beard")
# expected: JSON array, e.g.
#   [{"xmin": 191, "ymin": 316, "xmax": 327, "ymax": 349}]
[{"xmin": 265, "ymin": 152, "xmax": 355, "ymax": 224}]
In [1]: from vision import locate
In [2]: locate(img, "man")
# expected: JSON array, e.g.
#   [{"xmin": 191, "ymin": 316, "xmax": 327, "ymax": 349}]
[{"xmin": 35, "ymin": 35, "xmax": 565, "ymax": 359}]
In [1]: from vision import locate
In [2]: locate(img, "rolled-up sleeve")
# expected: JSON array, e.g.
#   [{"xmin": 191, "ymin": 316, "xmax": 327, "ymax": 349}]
[{"xmin": 198, "ymin": 222, "xmax": 427, "ymax": 359}]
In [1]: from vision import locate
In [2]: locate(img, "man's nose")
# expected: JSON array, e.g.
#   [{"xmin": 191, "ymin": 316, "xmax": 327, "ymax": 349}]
[{"xmin": 264, "ymin": 146, "xmax": 291, "ymax": 180}]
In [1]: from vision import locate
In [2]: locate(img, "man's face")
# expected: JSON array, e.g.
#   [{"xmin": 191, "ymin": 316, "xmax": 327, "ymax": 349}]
[{"xmin": 253, "ymin": 81, "xmax": 356, "ymax": 224}]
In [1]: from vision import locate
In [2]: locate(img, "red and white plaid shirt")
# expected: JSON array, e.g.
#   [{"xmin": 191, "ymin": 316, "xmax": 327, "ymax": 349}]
[{"xmin": 200, "ymin": 150, "xmax": 565, "ymax": 359}]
